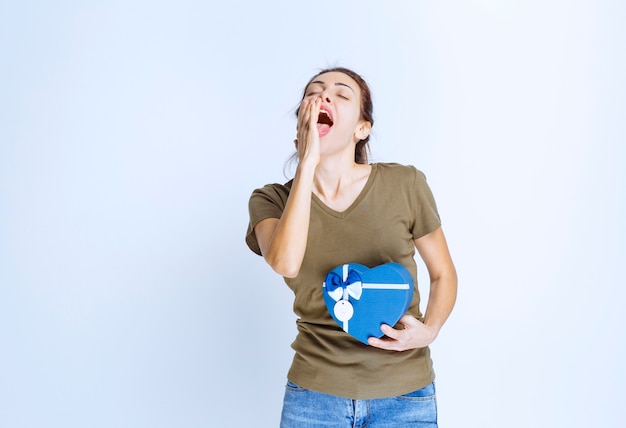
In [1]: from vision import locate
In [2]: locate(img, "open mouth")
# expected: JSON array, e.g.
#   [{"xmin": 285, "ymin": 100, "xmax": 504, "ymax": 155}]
[
  {"xmin": 317, "ymin": 109, "xmax": 334, "ymax": 127},
  {"xmin": 316, "ymin": 106, "xmax": 333, "ymax": 137}
]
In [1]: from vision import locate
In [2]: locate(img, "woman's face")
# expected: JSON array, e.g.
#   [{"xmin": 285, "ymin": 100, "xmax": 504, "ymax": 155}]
[{"xmin": 301, "ymin": 71, "xmax": 370, "ymax": 145}]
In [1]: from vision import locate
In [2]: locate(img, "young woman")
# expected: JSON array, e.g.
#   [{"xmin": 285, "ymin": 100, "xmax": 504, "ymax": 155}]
[{"xmin": 245, "ymin": 67, "xmax": 457, "ymax": 427}]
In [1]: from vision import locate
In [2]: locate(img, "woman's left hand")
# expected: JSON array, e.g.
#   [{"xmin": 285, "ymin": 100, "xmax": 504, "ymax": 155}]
[
  {"xmin": 369, "ymin": 227, "xmax": 457, "ymax": 351},
  {"xmin": 367, "ymin": 314, "xmax": 438, "ymax": 351}
]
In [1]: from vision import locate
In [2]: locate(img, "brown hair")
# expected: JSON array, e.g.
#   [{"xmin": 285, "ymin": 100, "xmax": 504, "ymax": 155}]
[{"xmin": 295, "ymin": 67, "xmax": 374, "ymax": 164}]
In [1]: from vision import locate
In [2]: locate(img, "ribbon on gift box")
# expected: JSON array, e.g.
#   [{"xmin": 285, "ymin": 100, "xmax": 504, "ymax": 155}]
[
  {"xmin": 325, "ymin": 264, "xmax": 363, "ymax": 302},
  {"xmin": 323, "ymin": 263, "xmax": 412, "ymax": 336}
]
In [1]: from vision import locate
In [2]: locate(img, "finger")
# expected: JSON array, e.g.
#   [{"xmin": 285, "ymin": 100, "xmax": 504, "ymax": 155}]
[
  {"xmin": 298, "ymin": 111, "xmax": 309, "ymax": 136},
  {"xmin": 297, "ymin": 98, "xmax": 312, "ymax": 128},
  {"xmin": 296, "ymin": 97, "xmax": 321, "ymax": 158},
  {"xmin": 297, "ymin": 112, "xmax": 310, "ymax": 143},
  {"xmin": 298, "ymin": 111, "xmax": 313, "ymax": 149},
  {"xmin": 308, "ymin": 98, "xmax": 321, "ymax": 137},
  {"xmin": 368, "ymin": 336, "xmax": 390, "ymax": 348},
  {"xmin": 379, "ymin": 323, "xmax": 402, "ymax": 340},
  {"xmin": 368, "ymin": 336, "xmax": 402, "ymax": 351},
  {"xmin": 309, "ymin": 97, "xmax": 321, "ymax": 127},
  {"xmin": 300, "ymin": 97, "xmax": 315, "ymax": 126}
]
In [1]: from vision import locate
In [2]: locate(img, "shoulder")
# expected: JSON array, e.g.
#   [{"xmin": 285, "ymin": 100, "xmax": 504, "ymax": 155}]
[
  {"xmin": 246, "ymin": 180, "xmax": 294, "ymax": 256},
  {"xmin": 373, "ymin": 162, "xmax": 427, "ymax": 183},
  {"xmin": 250, "ymin": 180, "xmax": 293, "ymax": 205}
]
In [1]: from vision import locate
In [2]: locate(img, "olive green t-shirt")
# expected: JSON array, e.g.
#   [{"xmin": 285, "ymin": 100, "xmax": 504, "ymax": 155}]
[{"xmin": 245, "ymin": 163, "xmax": 441, "ymax": 399}]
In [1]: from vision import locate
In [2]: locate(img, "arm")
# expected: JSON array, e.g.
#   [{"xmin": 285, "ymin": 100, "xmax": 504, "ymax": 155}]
[
  {"xmin": 254, "ymin": 97, "xmax": 322, "ymax": 278},
  {"xmin": 368, "ymin": 226, "xmax": 458, "ymax": 351}
]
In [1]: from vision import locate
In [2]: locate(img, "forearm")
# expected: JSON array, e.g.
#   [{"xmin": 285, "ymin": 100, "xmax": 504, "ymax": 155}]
[
  {"xmin": 261, "ymin": 162, "xmax": 316, "ymax": 277},
  {"xmin": 423, "ymin": 269, "xmax": 458, "ymax": 336}
]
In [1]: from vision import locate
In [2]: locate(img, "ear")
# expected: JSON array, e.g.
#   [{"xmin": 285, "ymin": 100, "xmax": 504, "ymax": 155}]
[{"xmin": 354, "ymin": 121, "xmax": 372, "ymax": 141}]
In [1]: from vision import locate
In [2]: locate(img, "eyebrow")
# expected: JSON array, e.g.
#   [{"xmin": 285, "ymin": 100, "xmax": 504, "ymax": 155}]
[{"xmin": 309, "ymin": 80, "xmax": 356, "ymax": 94}]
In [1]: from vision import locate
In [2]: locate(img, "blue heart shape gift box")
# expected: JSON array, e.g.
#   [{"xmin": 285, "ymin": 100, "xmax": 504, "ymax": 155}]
[{"xmin": 322, "ymin": 262, "xmax": 414, "ymax": 344}]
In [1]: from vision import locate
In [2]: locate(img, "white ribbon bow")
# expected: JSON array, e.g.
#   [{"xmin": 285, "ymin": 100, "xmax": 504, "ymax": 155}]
[{"xmin": 327, "ymin": 264, "xmax": 363, "ymax": 302}]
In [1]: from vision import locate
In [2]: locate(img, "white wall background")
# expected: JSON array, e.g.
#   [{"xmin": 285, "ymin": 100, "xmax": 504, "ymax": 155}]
[{"xmin": 1, "ymin": 1, "xmax": 624, "ymax": 426}]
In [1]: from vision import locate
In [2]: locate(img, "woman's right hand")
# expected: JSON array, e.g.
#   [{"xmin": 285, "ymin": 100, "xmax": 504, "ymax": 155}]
[
  {"xmin": 295, "ymin": 96, "xmax": 321, "ymax": 168},
  {"xmin": 253, "ymin": 97, "xmax": 323, "ymax": 278}
]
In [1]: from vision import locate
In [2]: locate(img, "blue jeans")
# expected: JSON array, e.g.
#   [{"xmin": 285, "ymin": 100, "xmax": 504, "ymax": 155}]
[{"xmin": 280, "ymin": 381, "xmax": 438, "ymax": 428}]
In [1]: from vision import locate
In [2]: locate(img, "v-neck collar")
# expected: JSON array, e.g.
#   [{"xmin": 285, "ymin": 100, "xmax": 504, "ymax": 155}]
[{"xmin": 311, "ymin": 163, "xmax": 378, "ymax": 219}]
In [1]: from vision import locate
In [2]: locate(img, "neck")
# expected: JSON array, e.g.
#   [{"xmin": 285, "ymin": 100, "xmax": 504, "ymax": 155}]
[{"xmin": 313, "ymin": 153, "xmax": 367, "ymax": 200}]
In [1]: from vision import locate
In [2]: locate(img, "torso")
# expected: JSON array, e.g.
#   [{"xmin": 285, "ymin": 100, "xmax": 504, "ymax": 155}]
[{"xmin": 246, "ymin": 162, "xmax": 443, "ymax": 399}]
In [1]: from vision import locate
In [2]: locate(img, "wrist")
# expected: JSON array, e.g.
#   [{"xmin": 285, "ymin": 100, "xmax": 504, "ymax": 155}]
[
  {"xmin": 296, "ymin": 159, "xmax": 317, "ymax": 178},
  {"xmin": 421, "ymin": 320, "xmax": 441, "ymax": 343}
]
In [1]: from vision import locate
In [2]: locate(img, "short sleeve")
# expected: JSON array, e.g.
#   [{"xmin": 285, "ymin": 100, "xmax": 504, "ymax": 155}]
[
  {"xmin": 410, "ymin": 167, "xmax": 441, "ymax": 240},
  {"xmin": 245, "ymin": 182, "xmax": 292, "ymax": 256}
]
